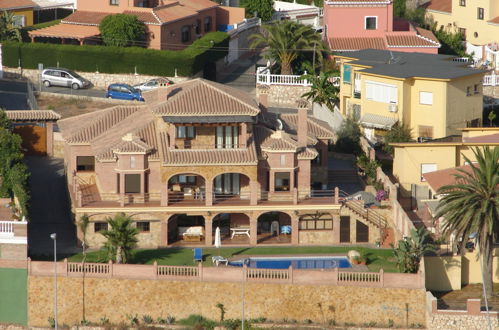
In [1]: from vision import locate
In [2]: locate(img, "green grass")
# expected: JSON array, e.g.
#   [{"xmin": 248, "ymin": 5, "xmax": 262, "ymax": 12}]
[
  {"xmin": 0, "ymin": 268, "xmax": 27, "ymax": 326},
  {"xmin": 66, "ymin": 246, "xmax": 399, "ymax": 272}
]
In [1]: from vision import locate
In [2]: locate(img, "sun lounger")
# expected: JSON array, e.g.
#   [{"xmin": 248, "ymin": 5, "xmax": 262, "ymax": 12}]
[{"xmin": 211, "ymin": 256, "xmax": 228, "ymax": 266}]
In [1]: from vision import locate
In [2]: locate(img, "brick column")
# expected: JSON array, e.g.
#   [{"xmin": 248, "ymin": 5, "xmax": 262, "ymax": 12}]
[
  {"xmin": 250, "ymin": 181, "xmax": 258, "ymax": 205},
  {"xmin": 168, "ymin": 124, "xmax": 176, "ymax": 148},
  {"xmin": 291, "ymin": 215, "xmax": 299, "ymax": 245},
  {"xmin": 350, "ymin": 218, "xmax": 357, "ymax": 243},
  {"xmin": 160, "ymin": 219, "xmax": 168, "ymax": 247},
  {"xmin": 205, "ymin": 178, "xmax": 213, "ymax": 206},
  {"xmin": 269, "ymin": 170, "xmax": 275, "ymax": 193},
  {"xmin": 160, "ymin": 184, "xmax": 168, "ymax": 206},
  {"xmin": 46, "ymin": 121, "xmax": 54, "ymax": 156},
  {"xmin": 332, "ymin": 214, "xmax": 341, "ymax": 244},
  {"xmin": 241, "ymin": 122, "xmax": 247, "ymax": 147},
  {"xmin": 119, "ymin": 173, "xmax": 125, "ymax": 206},
  {"xmin": 250, "ymin": 219, "xmax": 258, "ymax": 246},
  {"xmin": 205, "ymin": 215, "xmax": 213, "ymax": 246}
]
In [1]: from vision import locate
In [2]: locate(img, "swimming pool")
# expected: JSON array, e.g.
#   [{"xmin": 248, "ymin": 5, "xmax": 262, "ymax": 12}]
[{"xmin": 229, "ymin": 256, "xmax": 351, "ymax": 269}]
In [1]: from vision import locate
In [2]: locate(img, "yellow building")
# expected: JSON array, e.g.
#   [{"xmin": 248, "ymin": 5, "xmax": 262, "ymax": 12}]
[
  {"xmin": 0, "ymin": 0, "xmax": 36, "ymax": 27},
  {"xmin": 335, "ymin": 49, "xmax": 486, "ymax": 142},
  {"xmin": 424, "ymin": 0, "xmax": 499, "ymax": 67},
  {"xmin": 391, "ymin": 127, "xmax": 499, "ymax": 197}
]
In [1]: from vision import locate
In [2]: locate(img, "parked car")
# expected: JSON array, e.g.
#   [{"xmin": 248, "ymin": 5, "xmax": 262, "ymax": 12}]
[
  {"xmin": 106, "ymin": 84, "xmax": 145, "ymax": 102},
  {"xmin": 41, "ymin": 68, "xmax": 91, "ymax": 90},
  {"xmin": 133, "ymin": 78, "xmax": 173, "ymax": 92}
]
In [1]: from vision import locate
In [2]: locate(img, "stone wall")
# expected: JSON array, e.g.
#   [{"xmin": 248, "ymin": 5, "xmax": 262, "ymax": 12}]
[
  {"xmin": 0, "ymin": 244, "xmax": 27, "ymax": 260},
  {"xmin": 28, "ymin": 275, "xmax": 426, "ymax": 327},
  {"xmin": 53, "ymin": 132, "xmax": 65, "ymax": 159},
  {"xmin": 428, "ymin": 313, "xmax": 499, "ymax": 330},
  {"xmin": 256, "ymin": 84, "xmax": 311, "ymax": 108},
  {"xmin": 2, "ymin": 67, "xmax": 189, "ymax": 89}
]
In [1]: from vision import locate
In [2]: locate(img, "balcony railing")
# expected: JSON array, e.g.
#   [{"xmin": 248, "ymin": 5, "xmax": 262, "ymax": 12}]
[
  {"xmin": 172, "ymin": 143, "xmax": 247, "ymax": 150},
  {"xmin": 256, "ymin": 67, "xmax": 340, "ymax": 87},
  {"xmin": 484, "ymin": 73, "xmax": 499, "ymax": 86}
]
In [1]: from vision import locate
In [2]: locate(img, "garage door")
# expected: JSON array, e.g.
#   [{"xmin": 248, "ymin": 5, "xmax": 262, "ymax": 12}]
[{"xmin": 13, "ymin": 124, "xmax": 47, "ymax": 155}]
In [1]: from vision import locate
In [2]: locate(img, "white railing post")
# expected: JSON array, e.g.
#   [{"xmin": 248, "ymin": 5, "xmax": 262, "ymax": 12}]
[
  {"xmin": 266, "ymin": 68, "xmax": 270, "ymax": 85},
  {"xmin": 303, "ymin": 71, "xmax": 308, "ymax": 86}
]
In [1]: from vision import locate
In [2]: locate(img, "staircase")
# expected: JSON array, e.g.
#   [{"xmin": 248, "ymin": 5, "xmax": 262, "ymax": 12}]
[{"xmin": 74, "ymin": 175, "xmax": 100, "ymax": 205}]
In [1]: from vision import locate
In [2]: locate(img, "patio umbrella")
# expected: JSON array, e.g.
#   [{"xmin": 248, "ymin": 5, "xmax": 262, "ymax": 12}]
[{"xmin": 214, "ymin": 226, "xmax": 222, "ymax": 249}]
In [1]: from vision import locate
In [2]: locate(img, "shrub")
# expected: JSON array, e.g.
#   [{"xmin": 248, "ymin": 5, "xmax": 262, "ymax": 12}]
[
  {"xmin": 178, "ymin": 314, "xmax": 216, "ymax": 330},
  {"xmin": 335, "ymin": 116, "xmax": 361, "ymax": 154},
  {"xmin": 126, "ymin": 314, "xmax": 139, "ymax": 326},
  {"xmin": 157, "ymin": 315, "xmax": 175, "ymax": 325},
  {"xmin": 142, "ymin": 315, "xmax": 153, "ymax": 324},
  {"xmin": 221, "ymin": 319, "xmax": 242, "ymax": 330},
  {"xmin": 2, "ymin": 31, "xmax": 229, "ymax": 77},
  {"xmin": 99, "ymin": 14, "xmax": 145, "ymax": 47}
]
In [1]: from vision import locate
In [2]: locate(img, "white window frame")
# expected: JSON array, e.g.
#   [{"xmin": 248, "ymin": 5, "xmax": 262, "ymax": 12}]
[
  {"xmin": 419, "ymin": 91, "xmax": 433, "ymax": 105},
  {"xmin": 365, "ymin": 16, "xmax": 378, "ymax": 30},
  {"xmin": 12, "ymin": 15, "xmax": 25, "ymax": 28},
  {"xmin": 365, "ymin": 80, "xmax": 398, "ymax": 104},
  {"xmin": 421, "ymin": 163, "xmax": 437, "ymax": 181}
]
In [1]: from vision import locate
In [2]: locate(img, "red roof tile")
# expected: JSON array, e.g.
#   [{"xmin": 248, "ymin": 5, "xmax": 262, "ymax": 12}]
[
  {"xmin": 462, "ymin": 133, "xmax": 499, "ymax": 143},
  {"xmin": 423, "ymin": 165, "xmax": 472, "ymax": 192},
  {"xmin": 423, "ymin": 0, "xmax": 452, "ymax": 13},
  {"xmin": 489, "ymin": 16, "xmax": 499, "ymax": 25},
  {"xmin": 0, "ymin": 0, "xmax": 35, "ymax": 10},
  {"xmin": 329, "ymin": 37, "xmax": 386, "ymax": 51},
  {"xmin": 62, "ymin": 11, "xmax": 109, "ymax": 25},
  {"xmin": 6, "ymin": 110, "xmax": 61, "ymax": 121},
  {"xmin": 415, "ymin": 27, "xmax": 440, "ymax": 44},
  {"xmin": 386, "ymin": 34, "xmax": 440, "ymax": 47},
  {"xmin": 28, "ymin": 23, "xmax": 100, "ymax": 39},
  {"xmin": 123, "ymin": 10, "xmax": 161, "ymax": 24}
]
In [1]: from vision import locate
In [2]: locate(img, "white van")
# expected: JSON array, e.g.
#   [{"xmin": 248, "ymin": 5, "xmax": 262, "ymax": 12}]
[{"xmin": 41, "ymin": 68, "xmax": 91, "ymax": 90}]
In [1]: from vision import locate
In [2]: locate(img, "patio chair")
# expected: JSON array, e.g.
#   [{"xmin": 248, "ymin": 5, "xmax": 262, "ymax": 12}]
[
  {"xmin": 193, "ymin": 248, "xmax": 203, "ymax": 262},
  {"xmin": 212, "ymin": 256, "xmax": 228, "ymax": 266}
]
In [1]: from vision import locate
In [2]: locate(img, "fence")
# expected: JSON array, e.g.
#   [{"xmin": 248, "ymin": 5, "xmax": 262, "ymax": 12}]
[
  {"xmin": 27, "ymin": 258, "xmax": 424, "ymax": 289},
  {"xmin": 483, "ymin": 74, "xmax": 499, "ymax": 86},
  {"xmin": 26, "ymin": 80, "xmax": 38, "ymax": 110},
  {"xmin": 0, "ymin": 220, "xmax": 27, "ymax": 243},
  {"xmin": 229, "ymin": 17, "xmax": 261, "ymax": 36},
  {"xmin": 256, "ymin": 68, "xmax": 340, "ymax": 87}
]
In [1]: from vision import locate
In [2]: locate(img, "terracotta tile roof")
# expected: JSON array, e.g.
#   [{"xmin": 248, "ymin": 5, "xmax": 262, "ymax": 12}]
[
  {"xmin": 5, "ymin": 110, "xmax": 61, "ymax": 121},
  {"xmin": 423, "ymin": 165, "xmax": 472, "ymax": 193},
  {"xmin": 326, "ymin": 0, "xmax": 390, "ymax": 3},
  {"xmin": 0, "ymin": 0, "xmax": 36, "ymax": 10},
  {"xmin": 256, "ymin": 126, "xmax": 298, "ymax": 152},
  {"xmin": 386, "ymin": 34, "xmax": 440, "ymax": 47},
  {"xmin": 123, "ymin": 10, "xmax": 161, "ymax": 24},
  {"xmin": 329, "ymin": 37, "xmax": 386, "ymax": 51},
  {"xmin": 297, "ymin": 147, "xmax": 319, "ymax": 160},
  {"xmin": 279, "ymin": 114, "xmax": 335, "ymax": 139},
  {"xmin": 28, "ymin": 23, "xmax": 100, "ymax": 39},
  {"xmin": 423, "ymin": 0, "xmax": 452, "ymax": 13},
  {"xmin": 113, "ymin": 135, "xmax": 152, "ymax": 153},
  {"xmin": 160, "ymin": 132, "xmax": 258, "ymax": 166},
  {"xmin": 462, "ymin": 133, "xmax": 499, "ymax": 143},
  {"xmin": 153, "ymin": 79, "xmax": 260, "ymax": 117},
  {"xmin": 177, "ymin": 0, "xmax": 219, "ymax": 11},
  {"xmin": 415, "ymin": 27, "xmax": 440, "ymax": 44},
  {"xmin": 61, "ymin": 11, "xmax": 109, "ymax": 25},
  {"xmin": 489, "ymin": 16, "xmax": 499, "ymax": 25},
  {"xmin": 153, "ymin": 4, "xmax": 197, "ymax": 23}
]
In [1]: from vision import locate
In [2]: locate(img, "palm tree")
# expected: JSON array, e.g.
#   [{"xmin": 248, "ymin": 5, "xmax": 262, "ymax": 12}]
[
  {"xmin": 0, "ymin": 11, "xmax": 22, "ymax": 42},
  {"xmin": 392, "ymin": 227, "xmax": 434, "ymax": 273},
  {"xmin": 249, "ymin": 20, "xmax": 325, "ymax": 75},
  {"xmin": 435, "ymin": 146, "xmax": 499, "ymax": 298},
  {"xmin": 101, "ymin": 213, "xmax": 139, "ymax": 264},
  {"xmin": 301, "ymin": 70, "xmax": 339, "ymax": 112}
]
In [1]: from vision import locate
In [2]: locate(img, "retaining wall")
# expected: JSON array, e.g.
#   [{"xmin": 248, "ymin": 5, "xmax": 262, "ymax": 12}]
[{"xmin": 256, "ymin": 84, "xmax": 311, "ymax": 108}]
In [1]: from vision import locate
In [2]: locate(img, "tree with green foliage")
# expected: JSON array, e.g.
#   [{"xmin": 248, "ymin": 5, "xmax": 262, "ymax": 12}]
[
  {"xmin": 0, "ymin": 109, "xmax": 11, "ymax": 129},
  {"xmin": 392, "ymin": 227, "xmax": 435, "ymax": 273},
  {"xmin": 101, "ymin": 213, "xmax": 138, "ymax": 264},
  {"xmin": 435, "ymin": 147, "xmax": 499, "ymax": 298},
  {"xmin": 99, "ymin": 14, "xmax": 146, "ymax": 47},
  {"xmin": 250, "ymin": 20, "xmax": 325, "ymax": 74},
  {"xmin": 488, "ymin": 110, "xmax": 497, "ymax": 127},
  {"xmin": 241, "ymin": 0, "xmax": 274, "ymax": 22},
  {"xmin": 433, "ymin": 27, "xmax": 466, "ymax": 56},
  {"xmin": 301, "ymin": 70, "xmax": 339, "ymax": 112},
  {"xmin": 0, "ymin": 11, "xmax": 22, "ymax": 42},
  {"xmin": 335, "ymin": 116, "xmax": 362, "ymax": 154},
  {"xmin": 393, "ymin": 0, "xmax": 406, "ymax": 18},
  {"xmin": 383, "ymin": 121, "xmax": 413, "ymax": 155}
]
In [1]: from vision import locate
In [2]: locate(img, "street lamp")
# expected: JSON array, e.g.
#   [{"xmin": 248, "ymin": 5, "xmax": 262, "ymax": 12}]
[{"xmin": 50, "ymin": 233, "xmax": 58, "ymax": 330}]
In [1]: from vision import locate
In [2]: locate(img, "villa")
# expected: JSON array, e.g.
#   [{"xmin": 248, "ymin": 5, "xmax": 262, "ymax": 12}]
[
  {"xmin": 334, "ymin": 49, "xmax": 486, "ymax": 142},
  {"xmin": 0, "ymin": 0, "xmax": 37, "ymax": 27},
  {"xmin": 59, "ymin": 79, "xmax": 388, "ymax": 249},
  {"xmin": 28, "ymin": 0, "xmax": 244, "ymax": 49},
  {"xmin": 323, "ymin": 0, "xmax": 440, "ymax": 53}
]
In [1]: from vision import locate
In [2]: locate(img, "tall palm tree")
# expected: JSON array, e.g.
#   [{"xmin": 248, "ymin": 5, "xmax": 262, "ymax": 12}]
[
  {"xmin": 435, "ymin": 146, "xmax": 499, "ymax": 298},
  {"xmin": 249, "ymin": 20, "xmax": 325, "ymax": 75},
  {"xmin": 101, "ymin": 213, "xmax": 139, "ymax": 264},
  {"xmin": 301, "ymin": 70, "xmax": 339, "ymax": 112}
]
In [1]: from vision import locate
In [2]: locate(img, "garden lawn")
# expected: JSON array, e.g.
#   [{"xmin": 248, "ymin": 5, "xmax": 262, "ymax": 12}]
[{"xmin": 68, "ymin": 246, "xmax": 399, "ymax": 272}]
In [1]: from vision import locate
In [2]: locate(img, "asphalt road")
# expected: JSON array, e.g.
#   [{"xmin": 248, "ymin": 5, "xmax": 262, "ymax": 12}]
[
  {"xmin": 0, "ymin": 80, "xmax": 29, "ymax": 109},
  {"xmin": 38, "ymin": 83, "xmax": 106, "ymax": 98}
]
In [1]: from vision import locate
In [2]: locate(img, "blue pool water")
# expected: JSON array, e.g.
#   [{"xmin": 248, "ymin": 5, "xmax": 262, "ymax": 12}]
[{"xmin": 229, "ymin": 256, "xmax": 351, "ymax": 269}]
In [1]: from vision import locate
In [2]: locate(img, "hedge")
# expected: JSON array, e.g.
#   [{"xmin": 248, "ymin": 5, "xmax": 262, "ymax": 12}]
[{"xmin": 2, "ymin": 31, "xmax": 229, "ymax": 77}]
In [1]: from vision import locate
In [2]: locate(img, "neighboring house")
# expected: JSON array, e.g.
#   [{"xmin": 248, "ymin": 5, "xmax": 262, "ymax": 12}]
[
  {"xmin": 273, "ymin": 0, "xmax": 322, "ymax": 30},
  {"xmin": 391, "ymin": 127, "xmax": 499, "ymax": 198},
  {"xmin": 58, "ymin": 79, "xmax": 385, "ymax": 249},
  {"xmin": 28, "ymin": 0, "xmax": 244, "ymax": 49},
  {"xmin": 334, "ymin": 49, "xmax": 486, "ymax": 142},
  {"xmin": 0, "ymin": 0, "xmax": 36, "ymax": 27},
  {"xmin": 323, "ymin": 0, "xmax": 440, "ymax": 53},
  {"xmin": 424, "ymin": 0, "xmax": 499, "ymax": 68}
]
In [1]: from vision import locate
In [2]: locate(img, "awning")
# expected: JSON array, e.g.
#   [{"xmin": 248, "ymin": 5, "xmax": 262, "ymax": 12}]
[
  {"xmin": 360, "ymin": 113, "xmax": 397, "ymax": 130},
  {"xmin": 33, "ymin": 0, "xmax": 75, "ymax": 9},
  {"xmin": 28, "ymin": 23, "xmax": 100, "ymax": 40},
  {"xmin": 162, "ymin": 115, "xmax": 255, "ymax": 124}
]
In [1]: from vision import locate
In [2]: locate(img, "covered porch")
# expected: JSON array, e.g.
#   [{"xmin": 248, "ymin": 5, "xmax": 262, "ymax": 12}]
[{"xmin": 28, "ymin": 23, "xmax": 101, "ymax": 45}]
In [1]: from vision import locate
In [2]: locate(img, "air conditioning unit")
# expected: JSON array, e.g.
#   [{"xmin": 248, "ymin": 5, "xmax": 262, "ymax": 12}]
[{"xmin": 388, "ymin": 104, "xmax": 398, "ymax": 113}]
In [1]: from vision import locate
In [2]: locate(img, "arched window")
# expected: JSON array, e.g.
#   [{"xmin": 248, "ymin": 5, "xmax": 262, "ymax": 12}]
[{"xmin": 181, "ymin": 25, "xmax": 190, "ymax": 42}]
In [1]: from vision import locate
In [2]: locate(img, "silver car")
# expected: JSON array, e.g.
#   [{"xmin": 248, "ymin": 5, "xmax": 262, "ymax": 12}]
[
  {"xmin": 133, "ymin": 78, "xmax": 173, "ymax": 92},
  {"xmin": 41, "ymin": 68, "xmax": 91, "ymax": 90}
]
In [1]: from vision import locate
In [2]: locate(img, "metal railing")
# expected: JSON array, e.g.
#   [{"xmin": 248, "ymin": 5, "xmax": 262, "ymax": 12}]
[
  {"xmin": 172, "ymin": 143, "xmax": 247, "ymax": 150},
  {"xmin": 26, "ymin": 80, "xmax": 38, "ymax": 110}
]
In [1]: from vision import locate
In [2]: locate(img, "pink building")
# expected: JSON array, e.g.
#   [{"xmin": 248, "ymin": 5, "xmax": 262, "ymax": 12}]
[
  {"xmin": 29, "ymin": 0, "xmax": 244, "ymax": 49},
  {"xmin": 323, "ymin": 0, "xmax": 440, "ymax": 53},
  {"xmin": 58, "ymin": 79, "xmax": 388, "ymax": 249}
]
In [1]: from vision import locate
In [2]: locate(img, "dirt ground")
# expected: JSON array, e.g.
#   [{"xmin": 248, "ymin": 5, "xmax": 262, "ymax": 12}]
[
  {"xmin": 37, "ymin": 95, "xmax": 115, "ymax": 119},
  {"xmin": 433, "ymin": 283, "xmax": 499, "ymax": 311}
]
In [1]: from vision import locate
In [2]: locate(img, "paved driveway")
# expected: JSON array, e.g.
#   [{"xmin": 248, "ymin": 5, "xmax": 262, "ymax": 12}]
[
  {"xmin": 0, "ymin": 80, "xmax": 29, "ymax": 109},
  {"xmin": 38, "ymin": 84, "xmax": 106, "ymax": 98},
  {"xmin": 25, "ymin": 157, "xmax": 77, "ymax": 257}
]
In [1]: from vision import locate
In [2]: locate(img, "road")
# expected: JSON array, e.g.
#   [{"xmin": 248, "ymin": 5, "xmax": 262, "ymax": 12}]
[
  {"xmin": 0, "ymin": 80, "xmax": 29, "ymax": 109},
  {"xmin": 218, "ymin": 53, "xmax": 265, "ymax": 96},
  {"xmin": 38, "ymin": 83, "xmax": 106, "ymax": 98}
]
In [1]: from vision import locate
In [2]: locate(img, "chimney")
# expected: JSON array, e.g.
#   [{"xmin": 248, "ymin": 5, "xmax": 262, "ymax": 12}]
[
  {"xmin": 297, "ymin": 99, "xmax": 309, "ymax": 148},
  {"xmin": 257, "ymin": 84, "xmax": 270, "ymax": 113}
]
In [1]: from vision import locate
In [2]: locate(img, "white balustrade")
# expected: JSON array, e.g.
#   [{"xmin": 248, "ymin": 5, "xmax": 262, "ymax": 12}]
[
  {"xmin": 483, "ymin": 74, "xmax": 499, "ymax": 86},
  {"xmin": 0, "ymin": 221, "xmax": 14, "ymax": 237}
]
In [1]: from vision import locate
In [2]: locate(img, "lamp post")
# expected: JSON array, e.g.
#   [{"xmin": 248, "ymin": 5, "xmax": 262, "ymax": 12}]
[{"xmin": 50, "ymin": 233, "xmax": 58, "ymax": 330}]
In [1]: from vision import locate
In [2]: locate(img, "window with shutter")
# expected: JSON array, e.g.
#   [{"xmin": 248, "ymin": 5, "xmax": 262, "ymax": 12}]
[{"xmin": 419, "ymin": 91, "xmax": 433, "ymax": 105}]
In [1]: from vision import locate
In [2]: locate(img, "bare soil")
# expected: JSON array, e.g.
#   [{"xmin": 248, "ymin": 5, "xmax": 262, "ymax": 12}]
[
  {"xmin": 433, "ymin": 283, "xmax": 499, "ymax": 311},
  {"xmin": 36, "ymin": 95, "xmax": 114, "ymax": 119}
]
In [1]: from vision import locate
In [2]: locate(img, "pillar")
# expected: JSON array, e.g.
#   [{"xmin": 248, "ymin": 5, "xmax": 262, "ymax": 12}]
[
  {"xmin": 241, "ymin": 122, "xmax": 247, "ymax": 147},
  {"xmin": 350, "ymin": 218, "xmax": 357, "ymax": 243},
  {"xmin": 160, "ymin": 219, "xmax": 168, "ymax": 247},
  {"xmin": 140, "ymin": 172, "xmax": 145, "ymax": 197},
  {"xmin": 250, "ymin": 219, "xmax": 257, "ymax": 246},
  {"xmin": 289, "ymin": 169, "xmax": 295, "ymax": 191},
  {"xmin": 161, "ymin": 184, "xmax": 168, "ymax": 206},
  {"xmin": 205, "ymin": 216, "xmax": 213, "ymax": 246},
  {"xmin": 250, "ymin": 181, "xmax": 258, "ymax": 205},
  {"xmin": 205, "ymin": 178, "xmax": 213, "ymax": 206},
  {"xmin": 332, "ymin": 214, "xmax": 340, "ymax": 244},
  {"xmin": 46, "ymin": 121, "xmax": 54, "ymax": 156},
  {"xmin": 269, "ymin": 170, "xmax": 275, "ymax": 193},
  {"xmin": 291, "ymin": 215, "xmax": 299, "ymax": 245},
  {"xmin": 168, "ymin": 124, "xmax": 176, "ymax": 148}
]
